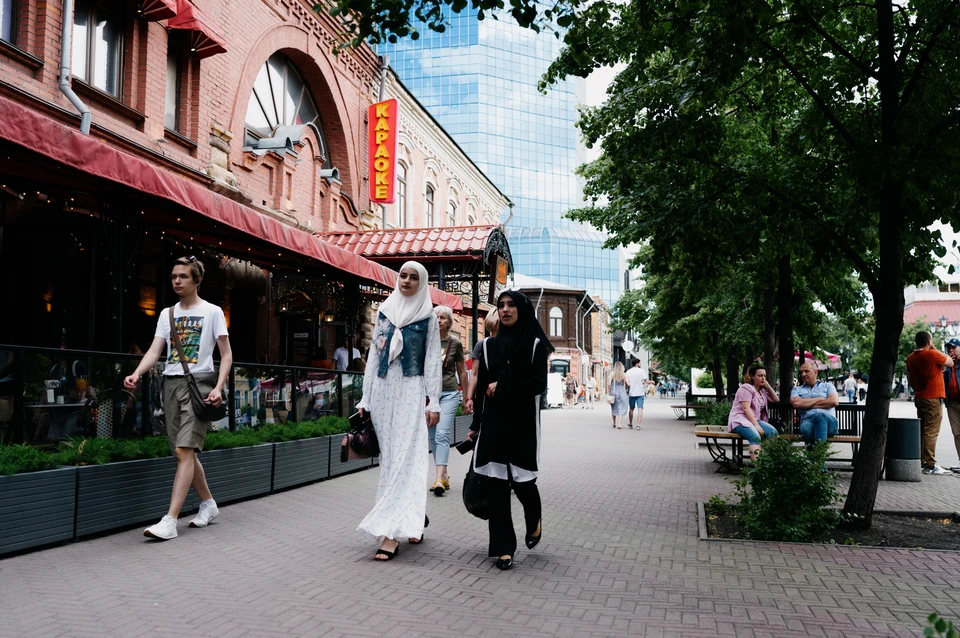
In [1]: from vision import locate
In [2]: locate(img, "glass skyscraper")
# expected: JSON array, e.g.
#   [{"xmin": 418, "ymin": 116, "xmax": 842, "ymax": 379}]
[{"xmin": 378, "ymin": 10, "xmax": 621, "ymax": 303}]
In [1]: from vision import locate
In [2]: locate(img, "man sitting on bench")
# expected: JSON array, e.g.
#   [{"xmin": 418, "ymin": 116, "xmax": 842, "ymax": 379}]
[{"xmin": 791, "ymin": 361, "xmax": 840, "ymax": 444}]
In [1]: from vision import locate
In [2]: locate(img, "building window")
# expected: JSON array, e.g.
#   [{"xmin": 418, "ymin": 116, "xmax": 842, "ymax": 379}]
[
  {"xmin": 244, "ymin": 52, "xmax": 327, "ymax": 159},
  {"xmin": 550, "ymin": 307, "xmax": 562, "ymax": 337},
  {"xmin": 425, "ymin": 185, "xmax": 435, "ymax": 227},
  {"xmin": 164, "ymin": 44, "xmax": 180, "ymax": 131},
  {"xmin": 73, "ymin": 0, "xmax": 123, "ymax": 97},
  {"xmin": 447, "ymin": 201, "xmax": 456, "ymax": 226},
  {"xmin": 396, "ymin": 162, "xmax": 407, "ymax": 227},
  {"xmin": 1, "ymin": 0, "xmax": 16, "ymax": 44}
]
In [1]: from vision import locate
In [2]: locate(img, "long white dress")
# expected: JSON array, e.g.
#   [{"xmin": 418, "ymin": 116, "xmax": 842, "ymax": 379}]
[{"xmin": 356, "ymin": 314, "xmax": 442, "ymax": 540}]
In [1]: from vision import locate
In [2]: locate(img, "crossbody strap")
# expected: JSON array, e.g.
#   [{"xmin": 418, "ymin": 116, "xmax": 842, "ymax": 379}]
[{"xmin": 168, "ymin": 306, "xmax": 193, "ymax": 378}]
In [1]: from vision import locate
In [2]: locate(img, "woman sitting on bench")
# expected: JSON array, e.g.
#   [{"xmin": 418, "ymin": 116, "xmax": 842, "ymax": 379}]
[{"xmin": 727, "ymin": 364, "xmax": 780, "ymax": 460}]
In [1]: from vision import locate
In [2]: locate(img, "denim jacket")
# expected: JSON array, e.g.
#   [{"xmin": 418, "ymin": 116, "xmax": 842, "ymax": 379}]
[{"xmin": 374, "ymin": 312, "xmax": 430, "ymax": 378}]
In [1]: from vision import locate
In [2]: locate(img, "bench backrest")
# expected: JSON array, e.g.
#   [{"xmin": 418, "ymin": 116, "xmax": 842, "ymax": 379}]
[{"xmin": 767, "ymin": 402, "xmax": 865, "ymax": 437}]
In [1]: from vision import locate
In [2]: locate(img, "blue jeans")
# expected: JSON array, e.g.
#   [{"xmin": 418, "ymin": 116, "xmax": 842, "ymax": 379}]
[
  {"xmin": 428, "ymin": 390, "xmax": 459, "ymax": 466},
  {"xmin": 732, "ymin": 421, "xmax": 779, "ymax": 444},
  {"xmin": 845, "ymin": 389, "xmax": 855, "ymax": 403},
  {"xmin": 799, "ymin": 412, "xmax": 839, "ymax": 444}
]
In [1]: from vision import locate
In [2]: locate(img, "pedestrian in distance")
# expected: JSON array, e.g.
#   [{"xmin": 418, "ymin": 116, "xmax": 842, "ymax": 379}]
[
  {"xmin": 563, "ymin": 372, "xmax": 577, "ymax": 408},
  {"xmin": 585, "ymin": 374, "xmax": 597, "ymax": 409},
  {"xmin": 624, "ymin": 359, "xmax": 646, "ymax": 429},
  {"xmin": 906, "ymin": 330, "xmax": 954, "ymax": 475},
  {"xmin": 857, "ymin": 378, "xmax": 867, "ymax": 403},
  {"xmin": 124, "ymin": 256, "xmax": 232, "ymax": 540},
  {"xmin": 428, "ymin": 305, "xmax": 466, "ymax": 496},
  {"xmin": 941, "ymin": 337, "xmax": 960, "ymax": 472},
  {"xmin": 727, "ymin": 364, "xmax": 780, "ymax": 461},
  {"xmin": 356, "ymin": 261, "xmax": 442, "ymax": 559},
  {"xmin": 609, "ymin": 362, "xmax": 629, "ymax": 429},
  {"xmin": 843, "ymin": 372, "xmax": 857, "ymax": 404},
  {"xmin": 463, "ymin": 290, "xmax": 552, "ymax": 570}
]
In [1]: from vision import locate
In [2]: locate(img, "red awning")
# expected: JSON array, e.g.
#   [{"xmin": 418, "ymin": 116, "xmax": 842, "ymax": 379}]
[
  {"xmin": 167, "ymin": 0, "xmax": 227, "ymax": 60},
  {"xmin": 138, "ymin": 0, "xmax": 178, "ymax": 20},
  {"xmin": 0, "ymin": 95, "xmax": 462, "ymax": 310},
  {"xmin": 320, "ymin": 225, "xmax": 497, "ymax": 262}
]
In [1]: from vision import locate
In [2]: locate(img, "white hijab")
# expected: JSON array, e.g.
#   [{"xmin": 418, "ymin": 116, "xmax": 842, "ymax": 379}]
[{"xmin": 377, "ymin": 261, "xmax": 433, "ymax": 362}]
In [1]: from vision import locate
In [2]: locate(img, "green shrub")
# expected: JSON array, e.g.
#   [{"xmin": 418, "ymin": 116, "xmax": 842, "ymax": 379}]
[
  {"xmin": 0, "ymin": 416, "xmax": 350, "ymax": 475},
  {"xmin": 696, "ymin": 371, "xmax": 725, "ymax": 389},
  {"xmin": 705, "ymin": 494, "xmax": 729, "ymax": 517},
  {"xmin": 925, "ymin": 614, "xmax": 959, "ymax": 638},
  {"xmin": 696, "ymin": 401, "xmax": 732, "ymax": 426},
  {"xmin": 732, "ymin": 438, "xmax": 843, "ymax": 542}
]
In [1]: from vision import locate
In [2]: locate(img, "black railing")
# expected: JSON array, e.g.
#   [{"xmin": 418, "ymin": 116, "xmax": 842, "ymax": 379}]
[{"xmin": 0, "ymin": 345, "xmax": 363, "ymax": 444}]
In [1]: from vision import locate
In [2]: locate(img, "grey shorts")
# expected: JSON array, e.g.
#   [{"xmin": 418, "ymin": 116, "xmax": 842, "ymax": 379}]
[{"xmin": 163, "ymin": 376, "xmax": 208, "ymax": 453}]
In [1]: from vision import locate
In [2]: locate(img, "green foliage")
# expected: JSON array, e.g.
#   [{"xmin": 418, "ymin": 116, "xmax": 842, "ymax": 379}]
[
  {"xmin": 925, "ymin": 614, "xmax": 960, "ymax": 638},
  {"xmin": 695, "ymin": 371, "xmax": 718, "ymax": 389},
  {"xmin": 732, "ymin": 439, "xmax": 844, "ymax": 542},
  {"xmin": 0, "ymin": 417, "xmax": 349, "ymax": 475},
  {"xmin": 705, "ymin": 494, "xmax": 729, "ymax": 517},
  {"xmin": 695, "ymin": 402, "xmax": 732, "ymax": 427}
]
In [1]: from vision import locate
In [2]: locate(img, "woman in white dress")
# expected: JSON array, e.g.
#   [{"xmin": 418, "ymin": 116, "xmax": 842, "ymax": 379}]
[{"xmin": 356, "ymin": 261, "xmax": 442, "ymax": 560}]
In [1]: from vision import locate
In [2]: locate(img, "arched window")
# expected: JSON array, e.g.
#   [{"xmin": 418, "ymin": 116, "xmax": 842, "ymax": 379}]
[
  {"xmin": 244, "ymin": 53, "xmax": 327, "ymax": 158},
  {"xmin": 447, "ymin": 201, "xmax": 457, "ymax": 226},
  {"xmin": 425, "ymin": 185, "xmax": 435, "ymax": 227},
  {"xmin": 550, "ymin": 307, "xmax": 563, "ymax": 337},
  {"xmin": 396, "ymin": 161, "xmax": 408, "ymax": 227}
]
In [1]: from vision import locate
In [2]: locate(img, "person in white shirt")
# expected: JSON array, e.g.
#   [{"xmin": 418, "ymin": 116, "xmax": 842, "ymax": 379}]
[
  {"xmin": 624, "ymin": 359, "xmax": 646, "ymax": 429},
  {"xmin": 124, "ymin": 256, "xmax": 232, "ymax": 541},
  {"xmin": 585, "ymin": 375, "xmax": 597, "ymax": 409},
  {"xmin": 333, "ymin": 336, "xmax": 361, "ymax": 371},
  {"xmin": 843, "ymin": 372, "xmax": 857, "ymax": 403}
]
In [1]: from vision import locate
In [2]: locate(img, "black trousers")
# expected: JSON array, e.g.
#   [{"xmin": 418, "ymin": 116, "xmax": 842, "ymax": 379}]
[{"xmin": 487, "ymin": 475, "xmax": 541, "ymax": 557}]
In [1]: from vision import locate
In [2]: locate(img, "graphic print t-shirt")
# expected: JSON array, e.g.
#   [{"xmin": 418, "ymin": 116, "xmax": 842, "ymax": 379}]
[{"xmin": 155, "ymin": 301, "xmax": 228, "ymax": 376}]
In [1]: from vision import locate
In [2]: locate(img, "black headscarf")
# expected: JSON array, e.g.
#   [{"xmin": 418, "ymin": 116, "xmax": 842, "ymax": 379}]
[{"xmin": 486, "ymin": 290, "xmax": 555, "ymax": 379}]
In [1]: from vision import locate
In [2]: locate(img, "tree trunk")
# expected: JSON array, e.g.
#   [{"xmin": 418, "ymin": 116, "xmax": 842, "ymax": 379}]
[
  {"xmin": 726, "ymin": 345, "xmax": 740, "ymax": 399},
  {"xmin": 710, "ymin": 332, "xmax": 725, "ymax": 400},
  {"xmin": 762, "ymin": 289, "xmax": 777, "ymax": 380},
  {"xmin": 843, "ymin": 0, "xmax": 902, "ymax": 529},
  {"xmin": 776, "ymin": 254, "xmax": 795, "ymax": 398}
]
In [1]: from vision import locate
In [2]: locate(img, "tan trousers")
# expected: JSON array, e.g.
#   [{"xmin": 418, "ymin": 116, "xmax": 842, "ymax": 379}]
[
  {"xmin": 915, "ymin": 397, "xmax": 943, "ymax": 468},
  {"xmin": 946, "ymin": 400, "xmax": 960, "ymax": 463}
]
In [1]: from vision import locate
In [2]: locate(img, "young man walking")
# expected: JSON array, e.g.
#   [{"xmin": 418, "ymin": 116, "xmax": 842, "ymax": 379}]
[
  {"xmin": 125, "ymin": 256, "xmax": 233, "ymax": 539},
  {"xmin": 624, "ymin": 359, "xmax": 646, "ymax": 429},
  {"xmin": 905, "ymin": 330, "xmax": 953, "ymax": 475}
]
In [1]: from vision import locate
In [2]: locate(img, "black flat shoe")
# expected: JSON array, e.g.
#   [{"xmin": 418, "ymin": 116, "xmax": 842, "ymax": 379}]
[
  {"xmin": 424, "ymin": 514, "xmax": 430, "ymax": 528},
  {"xmin": 525, "ymin": 523, "xmax": 542, "ymax": 550},
  {"xmin": 495, "ymin": 556, "xmax": 513, "ymax": 570}
]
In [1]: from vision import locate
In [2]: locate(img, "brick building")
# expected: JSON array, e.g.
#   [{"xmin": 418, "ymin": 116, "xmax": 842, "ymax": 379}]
[{"xmin": 0, "ymin": 0, "xmax": 484, "ymax": 361}]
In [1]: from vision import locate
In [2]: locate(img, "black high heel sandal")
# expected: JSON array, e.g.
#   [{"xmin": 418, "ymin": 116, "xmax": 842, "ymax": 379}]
[
  {"xmin": 495, "ymin": 556, "xmax": 513, "ymax": 570},
  {"xmin": 525, "ymin": 520, "xmax": 542, "ymax": 550}
]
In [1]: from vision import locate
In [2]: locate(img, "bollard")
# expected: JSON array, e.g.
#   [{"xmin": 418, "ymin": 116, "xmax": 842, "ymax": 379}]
[{"xmin": 885, "ymin": 417, "xmax": 922, "ymax": 482}]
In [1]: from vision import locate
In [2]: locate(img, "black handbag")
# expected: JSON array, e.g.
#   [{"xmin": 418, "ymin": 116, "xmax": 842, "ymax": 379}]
[
  {"xmin": 168, "ymin": 307, "xmax": 227, "ymax": 423},
  {"xmin": 341, "ymin": 410, "xmax": 380, "ymax": 462},
  {"xmin": 462, "ymin": 457, "xmax": 493, "ymax": 520}
]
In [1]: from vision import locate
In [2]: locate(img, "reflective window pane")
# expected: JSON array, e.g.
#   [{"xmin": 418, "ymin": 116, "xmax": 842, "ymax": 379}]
[
  {"xmin": 164, "ymin": 49, "xmax": 179, "ymax": 130},
  {"xmin": 93, "ymin": 12, "xmax": 121, "ymax": 96},
  {"xmin": 72, "ymin": 5, "xmax": 89, "ymax": 82},
  {"xmin": 1, "ymin": 0, "xmax": 14, "ymax": 43}
]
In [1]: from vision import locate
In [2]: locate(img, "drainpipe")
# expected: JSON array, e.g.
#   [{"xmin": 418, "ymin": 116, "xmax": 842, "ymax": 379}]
[
  {"xmin": 573, "ymin": 294, "xmax": 588, "ymax": 355},
  {"xmin": 501, "ymin": 202, "xmax": 514, "ymax": 229},
  {"xmin": 533, "ymin": 287, "xmax": 544, "ymax": 315},
  {"xmin": 59, "ymin": 0, "xmax": 92, "ymax": 134}
]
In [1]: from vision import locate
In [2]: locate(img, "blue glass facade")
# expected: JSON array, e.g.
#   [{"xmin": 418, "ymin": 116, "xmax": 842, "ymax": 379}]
[{"xmin": 379, "ymin": 10, "xmax": 621, "ymax": 303}]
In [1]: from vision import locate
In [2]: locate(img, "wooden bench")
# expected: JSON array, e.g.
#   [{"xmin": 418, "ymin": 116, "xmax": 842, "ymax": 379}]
[
  {"xmin": 670, "ymin": 404, "xmax": 709, "ymax": 420},
  {"xmin": 695, "ymin": 421, "xmax": 863, "ymax": 473}
]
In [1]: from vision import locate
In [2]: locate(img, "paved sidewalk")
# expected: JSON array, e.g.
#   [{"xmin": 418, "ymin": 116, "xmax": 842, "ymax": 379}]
[{"xmin": 1, "ymin": 398, "xmax": 958, "ymax": 637}]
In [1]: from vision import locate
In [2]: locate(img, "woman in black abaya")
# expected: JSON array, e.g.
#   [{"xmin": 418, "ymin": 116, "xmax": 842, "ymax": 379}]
[{"xmin": 465, "ymin": 290, "xmax": 554, "ymax": 570}]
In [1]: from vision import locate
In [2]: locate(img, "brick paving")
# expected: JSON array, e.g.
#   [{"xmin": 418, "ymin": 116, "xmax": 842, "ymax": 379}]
[{"xmin": 1, "ymin": 398, "xmax": 958, "ymax": 637}]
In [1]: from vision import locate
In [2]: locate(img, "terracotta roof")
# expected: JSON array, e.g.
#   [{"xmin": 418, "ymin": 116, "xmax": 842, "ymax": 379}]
[
  {"xmin": 903, "ymin": 300, "xmax": 960, "ymax": 326},
  {"xmin": 318, "ymin": 225, "xmax": 498, "ymax": 262}
]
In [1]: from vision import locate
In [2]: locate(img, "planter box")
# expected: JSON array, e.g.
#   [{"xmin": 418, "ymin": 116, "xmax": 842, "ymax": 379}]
[
  {"xmin": 454, "ymin": 415, "xmax": 472, "ymax": 445},
  {"xmin": 327, "ymin": 434, "xmax": 373, "ymax": 477},
  {"xmin": 0, "ymin": 467, "xmax": 76, "ymax": 555},
  {"xmin": 199, "ymin": 444, "xmax": 273, "ymax": 505},
  {"xmin": 76, "ymin": 457, "xmax": 187, "ymax": 537},
  {"xmin": 272, "ymin": 437, "xmax": 330, "ymax": 491}
]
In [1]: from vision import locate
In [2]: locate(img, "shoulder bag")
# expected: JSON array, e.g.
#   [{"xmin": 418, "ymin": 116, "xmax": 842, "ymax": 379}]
[
  {"xmin": 168, "ymin": 307, "xmax": 227, "ymax": 423},
  {"xmin": 341, "ymin": 409, "xmax": 380, "ymax": 462}
]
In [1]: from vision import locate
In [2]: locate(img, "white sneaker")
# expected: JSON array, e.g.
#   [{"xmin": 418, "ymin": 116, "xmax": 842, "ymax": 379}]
[
  {"xmin": 144, "ymin": 515, "xmax": 178, "ymax": 540},
  {"xmin": 922, "ymin": 465, "xmax": 953, "ymax": 475},
  {"xmin": 189, "ymin": 501, "xmax": 220, "ymax": 528}
]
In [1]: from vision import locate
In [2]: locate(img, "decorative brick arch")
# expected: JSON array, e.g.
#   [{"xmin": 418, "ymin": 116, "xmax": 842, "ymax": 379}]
[{"xmin": 228, "ymin": 24, "xmax": 361, "ymax": 202}]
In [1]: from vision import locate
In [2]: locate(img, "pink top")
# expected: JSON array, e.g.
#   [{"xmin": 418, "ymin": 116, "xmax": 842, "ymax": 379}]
[{"xmin": 727, "ymin": 384, "xmax": 770, "ymax": 432}]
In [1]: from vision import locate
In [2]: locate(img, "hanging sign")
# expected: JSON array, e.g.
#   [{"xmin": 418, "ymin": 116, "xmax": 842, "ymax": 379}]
[{"xmin": 368, "ymin": 98, "xmax": 399, "ymax": 203}]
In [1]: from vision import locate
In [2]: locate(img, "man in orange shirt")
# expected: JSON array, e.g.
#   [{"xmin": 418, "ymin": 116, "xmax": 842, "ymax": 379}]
[{"xmin": 905, "ymin": 331, "xmax": 954, "ymax": 475}]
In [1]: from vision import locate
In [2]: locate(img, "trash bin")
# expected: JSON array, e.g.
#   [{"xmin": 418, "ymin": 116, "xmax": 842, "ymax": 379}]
[{"xmin": 885, "ymin": 417, "xmax": 921, "ymax": 482}]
